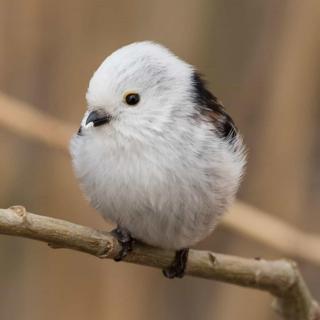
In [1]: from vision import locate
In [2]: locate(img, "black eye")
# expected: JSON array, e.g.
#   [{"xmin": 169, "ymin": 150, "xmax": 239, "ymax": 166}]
[{"xmin": 125, "ymin": 93, "xmax": 140, "ymax": 106}]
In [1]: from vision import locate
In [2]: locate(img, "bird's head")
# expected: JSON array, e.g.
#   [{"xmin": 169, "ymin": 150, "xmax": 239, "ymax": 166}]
[{"xmin": 78, "ymin": 41, "xmax": 195, "ymax": 139}]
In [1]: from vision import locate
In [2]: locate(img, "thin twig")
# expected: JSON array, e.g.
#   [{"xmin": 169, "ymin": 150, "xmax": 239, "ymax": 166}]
[
  {"xmin": 0, "ymin": 206, "xmax": 319, "ymax": 320},
  {"xmin": 1, "ymin": 92, "xmax": 320, "ymax": 266},
  {"xmin": 223, "ymin": 202, "xmax": 320, "ymax": 266},
  {"xmin": 0, "ymin": 93, "xmax": 75, "ymax": 151}
]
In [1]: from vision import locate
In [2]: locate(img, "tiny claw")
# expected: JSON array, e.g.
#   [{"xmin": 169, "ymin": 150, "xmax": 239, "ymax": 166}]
[
  {"xmin": 111, "ymin": 227, "xmax": 135, "ymax": 261},
  {"xmin": 163, "ymin": 248, "xmax": 189, "ymax": 279}
]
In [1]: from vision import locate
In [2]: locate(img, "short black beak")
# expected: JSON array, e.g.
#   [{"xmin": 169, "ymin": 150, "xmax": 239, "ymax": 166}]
[{"xmin": 86, "ymin": 110, "xmax": 111, "ymax": 127}]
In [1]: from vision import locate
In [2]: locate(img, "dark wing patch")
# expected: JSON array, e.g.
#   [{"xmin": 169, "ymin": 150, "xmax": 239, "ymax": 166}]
[{"xmin": 191, "ymin": 72, "xmax": 237, "ymax": 141}]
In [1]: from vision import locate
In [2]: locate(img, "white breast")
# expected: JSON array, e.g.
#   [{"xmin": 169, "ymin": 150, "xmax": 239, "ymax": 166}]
[{"xmin": 70, "ymin": 119, "xmax": 245, "ymax": 250}]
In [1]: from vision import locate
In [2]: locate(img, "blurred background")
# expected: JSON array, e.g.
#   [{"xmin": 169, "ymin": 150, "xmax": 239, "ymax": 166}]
[{"xmin": 0, "ymin": 1, "xmax": 319, "ymax": 319}]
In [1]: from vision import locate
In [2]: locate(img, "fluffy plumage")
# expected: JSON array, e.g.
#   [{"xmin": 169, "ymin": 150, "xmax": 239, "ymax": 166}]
[{"xmin": 70, "ymin": 41, "xmax": 246, "ymax": 250}]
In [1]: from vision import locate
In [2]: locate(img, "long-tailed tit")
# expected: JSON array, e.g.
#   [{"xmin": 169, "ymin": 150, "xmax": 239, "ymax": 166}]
[{"xmin": 70, "ymin": 42, "xmax": 246, "ymax": 278}]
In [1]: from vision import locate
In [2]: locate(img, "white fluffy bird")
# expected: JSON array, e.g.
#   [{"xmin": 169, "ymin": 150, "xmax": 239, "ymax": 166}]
[{"xmin": 70, "ymin": 41, "xmax": 246, "ymax": 278}]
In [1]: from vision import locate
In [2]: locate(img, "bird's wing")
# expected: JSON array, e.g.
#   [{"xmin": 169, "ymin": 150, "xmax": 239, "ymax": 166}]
[{"xmin": 191, "ymin": 72, "xmax": 238, "ymax": 142}]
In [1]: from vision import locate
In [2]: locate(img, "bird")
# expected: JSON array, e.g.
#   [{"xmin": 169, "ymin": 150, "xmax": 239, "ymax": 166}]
[{"xmin": 70, "ymin": 41, "xmax": 246, "ymax": 279}]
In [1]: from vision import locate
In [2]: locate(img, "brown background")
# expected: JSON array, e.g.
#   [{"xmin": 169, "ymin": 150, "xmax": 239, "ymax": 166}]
[{"xmin": 0, "ymin": 1, "xmax": 319, "ymax": 319}]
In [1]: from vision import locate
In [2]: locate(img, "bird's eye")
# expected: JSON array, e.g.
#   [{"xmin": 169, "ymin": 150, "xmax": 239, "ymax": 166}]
[{"xmin": 125, "ymin": 93, "xmax": 140, "ymax": 106}]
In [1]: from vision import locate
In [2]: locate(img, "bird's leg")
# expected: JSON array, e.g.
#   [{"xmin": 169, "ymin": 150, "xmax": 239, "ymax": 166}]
[
  {"xmin": 163, "ymin": 248, "xmax": 189, "ymax": 279},
  {"xmin": 111, "ymin": 226, "xmax": 135, "ymax": 262}
]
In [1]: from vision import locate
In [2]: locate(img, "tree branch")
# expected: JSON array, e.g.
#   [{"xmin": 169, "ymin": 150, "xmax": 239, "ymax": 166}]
[
  {"xmin": 1, "ymin": 92, "xmax": 320, "ymax": 266},
  {"xmin": 0, "ymin": 206, "xmax": 319, "ymax": 320},
  {"xmin": 0, "ymin": 93, "xmax": 75, "ymax": 151}
]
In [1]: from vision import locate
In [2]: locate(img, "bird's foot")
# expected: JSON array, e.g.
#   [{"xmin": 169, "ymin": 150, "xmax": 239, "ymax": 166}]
[
  {"xmin": 163, "ymin": 248, "xmax": 189, "ymax": 279},
  {"xmin": 111, "ymin": 226, "xmax": 135, "ymax": 262}
]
